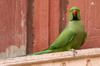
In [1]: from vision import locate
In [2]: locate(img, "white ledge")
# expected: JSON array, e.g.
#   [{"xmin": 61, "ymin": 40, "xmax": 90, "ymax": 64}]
[{"xmin": 1, "ymin": 48, "xmax": 100, "ymax": 66}]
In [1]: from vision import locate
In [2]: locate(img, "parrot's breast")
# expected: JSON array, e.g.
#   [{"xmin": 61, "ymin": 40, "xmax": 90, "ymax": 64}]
[{"xmin": 68, "ymin": 31, "xmax": 85, "ymax": 49}]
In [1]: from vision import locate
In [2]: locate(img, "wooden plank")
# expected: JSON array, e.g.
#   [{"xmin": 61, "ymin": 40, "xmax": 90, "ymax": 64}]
[
  {"xmin": 0, "ymin": 0, "xmax": 27, "ymax": 58},
  {"xmin": 0, "ymin": 48, "xmax": 100, "ymax": 66},
  {"xmin": 33, "ymin": 0, "xmax": 49, "ymax": 53}
]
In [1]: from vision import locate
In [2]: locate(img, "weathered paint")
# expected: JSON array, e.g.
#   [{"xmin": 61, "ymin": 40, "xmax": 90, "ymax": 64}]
[
  {"xmin": 0, "ymin": 45, "xmax": 26, "ymax": 59},
  {"xmin": 0, "ymin": 0, "xmax": 27, "ymax": 58}
]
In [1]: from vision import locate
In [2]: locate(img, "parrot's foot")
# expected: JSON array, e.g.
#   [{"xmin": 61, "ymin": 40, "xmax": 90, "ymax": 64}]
[
  {"xmin": 70, "ymin": 49, "xmax": 77, "ymax": 57},
  {"xmin": 70, "ymin": 49, "xmax": 75, "ymax": 51}
]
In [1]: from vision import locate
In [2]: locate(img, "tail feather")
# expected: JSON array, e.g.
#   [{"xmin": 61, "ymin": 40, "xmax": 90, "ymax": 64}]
[{"xmin": 27, "ymin": 49, "xmax": 53, "ymax": 56}]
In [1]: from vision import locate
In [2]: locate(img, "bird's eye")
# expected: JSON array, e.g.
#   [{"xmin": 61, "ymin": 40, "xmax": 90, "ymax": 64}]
[
  {"xmin": 77, "ymin": 9, "xmax": 80, "ymax": 12},
  {"xmin": 70, "ymin": 10, "xmax": 73, "ymax": 12},
  {"xmin": 78, "ymin": 10, "xmax": 80, "ymax": 12}
]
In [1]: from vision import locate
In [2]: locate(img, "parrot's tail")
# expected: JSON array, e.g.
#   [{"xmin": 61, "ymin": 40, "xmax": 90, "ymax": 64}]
[{"xmin": 27, "ymin": 49, "xmax": 53, "ymax": 56}]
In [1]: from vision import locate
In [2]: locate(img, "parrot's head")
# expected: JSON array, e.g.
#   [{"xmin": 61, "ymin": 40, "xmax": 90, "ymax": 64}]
[{"xmin": 69, "ymin": 7, "xmax": 81, "ymax": 21}]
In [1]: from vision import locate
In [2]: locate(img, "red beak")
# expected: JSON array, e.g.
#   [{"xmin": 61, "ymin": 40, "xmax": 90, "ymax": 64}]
[{"xmin": 72, "ymin": 10, "xmax": 77, "ymax": 16}]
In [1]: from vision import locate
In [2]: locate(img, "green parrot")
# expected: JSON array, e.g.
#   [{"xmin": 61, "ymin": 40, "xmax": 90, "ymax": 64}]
[{"xmin": 27, "ymin": 7, "xmax": 87, "ymax": 56}]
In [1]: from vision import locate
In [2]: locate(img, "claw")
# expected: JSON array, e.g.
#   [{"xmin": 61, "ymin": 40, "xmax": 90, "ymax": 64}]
[{"xmin": 70, "ymin": 49, "xmax": 77, "ymax": 57}]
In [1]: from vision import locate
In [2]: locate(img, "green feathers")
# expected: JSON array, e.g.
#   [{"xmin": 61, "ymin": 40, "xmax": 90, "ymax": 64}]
[{"xmin": 26, "ymin": 7, "xmax": 87, "ymax": 56}]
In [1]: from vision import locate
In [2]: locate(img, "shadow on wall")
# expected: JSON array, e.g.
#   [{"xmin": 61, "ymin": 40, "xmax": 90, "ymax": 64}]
[
  {"xmin": 59, "ymin": 0, "xmax": 69, "ymax": 33},
  {"xmin": 26, "ymin": 0, "xmax": 34, "ymax": 54}
]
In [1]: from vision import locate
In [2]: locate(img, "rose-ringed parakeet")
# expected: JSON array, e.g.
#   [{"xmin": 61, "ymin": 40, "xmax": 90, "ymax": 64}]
[{"xmin": 27, "ymin": 7, "xmax": 87, "ymax": 56}]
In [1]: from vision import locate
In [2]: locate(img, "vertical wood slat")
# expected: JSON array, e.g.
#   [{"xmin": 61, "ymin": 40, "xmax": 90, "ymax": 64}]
[
  {"xmin": 33, "ymin": 0, "xmax": 49, "ymax": 53},
  {"xmin": 49, "ymin": 0, "xmax": 60, "ymax": 45}
]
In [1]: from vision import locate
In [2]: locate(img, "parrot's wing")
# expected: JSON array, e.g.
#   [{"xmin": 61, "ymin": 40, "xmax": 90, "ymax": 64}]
[
  {"xmin": 81, "ymin": 32, "xmax": 87, "ymax": 46},
  {"xmin": 48, "ymin": 28, "xmax": 75, "ymax": 49}
]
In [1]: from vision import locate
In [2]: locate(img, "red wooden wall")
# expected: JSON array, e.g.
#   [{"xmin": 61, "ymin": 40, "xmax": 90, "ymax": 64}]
[
  {"xmin": 0, "ymin": 0, "xmax": 100, "ymax": 58},
  {"xmin": 33, "ymin": 0, "xmax": 100, "ymax": 52}
]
